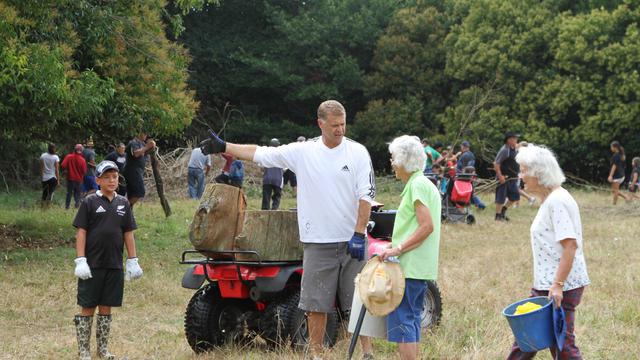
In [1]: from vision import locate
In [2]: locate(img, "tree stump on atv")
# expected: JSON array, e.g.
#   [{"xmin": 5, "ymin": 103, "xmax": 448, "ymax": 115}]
[
  {"xmin": 235, "ymin": 210, "xmax": 302, "ymax": 261},
  {"xmin": 189, "ymin": 184, "xmax": 303, "ymax": 261},
  {"xmin": 189, "ymin": 184, "xmax": 246, "ymax": 256}
]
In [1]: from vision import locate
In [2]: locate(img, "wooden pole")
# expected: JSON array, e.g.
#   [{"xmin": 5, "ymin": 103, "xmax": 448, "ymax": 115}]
[{"xmin": 149, "ymin": 148, "xmax": 172, "ymax": 217}]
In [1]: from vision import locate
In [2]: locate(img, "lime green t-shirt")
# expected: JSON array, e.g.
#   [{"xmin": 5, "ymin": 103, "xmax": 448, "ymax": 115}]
[
  {"xmin": 391, "ymin": 171, "xmax": 441, "ymax": 280},
  {"xmin": 424, "ymin": 146, "xmax": 441, "ymax": 168}
]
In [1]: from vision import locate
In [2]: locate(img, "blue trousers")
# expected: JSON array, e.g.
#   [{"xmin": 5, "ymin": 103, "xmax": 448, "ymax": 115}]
[{"xmin": 188, "ymin": 167, "xmax": 205, "ymax": 199}]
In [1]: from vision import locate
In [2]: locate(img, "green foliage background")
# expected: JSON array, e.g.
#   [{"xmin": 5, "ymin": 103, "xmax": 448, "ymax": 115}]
[{"xmin": 2, "ymin": 0, "xmax": 639, "ymax": 184}]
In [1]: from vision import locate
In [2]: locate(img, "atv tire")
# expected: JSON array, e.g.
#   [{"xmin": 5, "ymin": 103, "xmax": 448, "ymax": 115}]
[
  {"xmin": 261, "ymin": 288, "xmax": 338, "ymax": 350},
  {"xmin": 421, "ymin": 280, "xmax": 442, "ymax": 331},
  {"xmin": 184, "ymin": 284, "xmax": 222, "ymax": 353}
]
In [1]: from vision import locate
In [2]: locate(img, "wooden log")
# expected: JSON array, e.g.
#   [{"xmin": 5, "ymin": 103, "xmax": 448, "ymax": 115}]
[
  {"xmin": 189, "ymin": 183, "xmax": 303, "ymax": 261},
  {"xmin": 235, "ymin": 210, "xmax": 302, "ymax": 261},
  {"xmin": 189, "ymin": 183, "xmax": 246, "ymax": 257},
  {"xmin": 149, "ymin": 149, "xmax": 172, "ymax": 217}
]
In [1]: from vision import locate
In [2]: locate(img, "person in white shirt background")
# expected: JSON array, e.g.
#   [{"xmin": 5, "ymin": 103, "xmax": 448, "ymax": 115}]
[
  {"xmin": 186, "ymin": 146, "xmax": 212, "ymax": 199},
  {"xmin": 40, "ymin": 143, "xmax": 60, "ymax": 207},
  {"xmin": 506, "ymin": 144, "xmax": 590, "ymax": 360},
  {"xmin": 200, "ymin": 100, "xmax": 376, "ymax": 360}
]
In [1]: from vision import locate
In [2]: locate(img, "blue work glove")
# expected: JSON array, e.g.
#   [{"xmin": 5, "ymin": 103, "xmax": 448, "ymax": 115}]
[
  {"xmin": 199, "ymin": 129, "xmax": 226, "ymax": 155},
  {"xmin": 347, "ymin": 232, "xmax": 366, "ymax": 261}
]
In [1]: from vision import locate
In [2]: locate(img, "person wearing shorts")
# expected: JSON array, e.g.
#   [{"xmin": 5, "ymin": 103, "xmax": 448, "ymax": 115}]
[
  {"xmin": 199, "ymin": 100, "xmax": 376, "ymax": 359},
  {"xmin": 494, "ymin": 132, "xmax": 521, "ymax": 221},
  {"xmin": 72, "ymin": 161, "xmax": 143, "ymax": 360},
  {"xmin": 379, "ymin": 135, "xmax": 441, "ymax": 360},
  {"xmin": 123, "ymin": 131, "xmax": 156, "ymax": 207},
  {"xmin": 607, "ymin": 141, "xmax": 631, "ymax": 205}
]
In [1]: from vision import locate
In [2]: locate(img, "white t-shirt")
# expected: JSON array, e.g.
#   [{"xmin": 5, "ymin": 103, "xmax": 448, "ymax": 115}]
[
  {"xmin": 253, "ymin": 136, "xmax": 375, "ymax": 243},
  {"xmin": 530, "ymin": 187, "xmax": 590, "ymax": 291},
  {"xmin": 40, "ymin": 153, "xmax": 60, "ymax": 181},
  {"xmin": 188, "ymin": 148, "xmax": 212, "ymax": 170}
]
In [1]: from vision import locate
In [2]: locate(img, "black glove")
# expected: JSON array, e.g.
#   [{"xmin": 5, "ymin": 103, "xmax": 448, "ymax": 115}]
[
  {"xmin": 199, "ymin": 129, "xmax": 226, "ymax": 155},
  {"xmin": 347, "ymin": 232, "xmax": 366, "ymax": 261}
]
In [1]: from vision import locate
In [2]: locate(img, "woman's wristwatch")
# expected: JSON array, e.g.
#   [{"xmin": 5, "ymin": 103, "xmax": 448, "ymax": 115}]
[{"xmin": 553, "ymin": 280, "xmax": 564, "ymax": 287}]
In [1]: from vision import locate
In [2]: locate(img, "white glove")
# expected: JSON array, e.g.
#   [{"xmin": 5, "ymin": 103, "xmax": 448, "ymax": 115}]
[
  {"xmin": 125, "ymin": 257, "xmax": 143, "ymax": 281},
  {"xmin": 74, "ymin": 257, "xmax": 92, "ymax": 280}
]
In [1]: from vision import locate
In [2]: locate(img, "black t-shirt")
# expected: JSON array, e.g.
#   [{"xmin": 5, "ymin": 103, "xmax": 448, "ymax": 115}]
[
  {"xmin": 73, "ymin": 191, "xmax": 137, "ymax": 269},
  {"xmin": 495, "ymin": 144, "xmax": 519, "ymax": 178},
  {"xmin": 104, "ymin": 151, "xmax": 126, "ymax": 172},
  {"xmin": 124, "ymin": 138, "xmax": 147, "ymax": 176},
  {"xmin": 611, "ymin": 153, "xmax": 625, "ymax": 179}
]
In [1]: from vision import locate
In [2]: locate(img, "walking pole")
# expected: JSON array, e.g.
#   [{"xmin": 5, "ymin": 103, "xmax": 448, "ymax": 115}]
[{"xmin": 347, "ymin": 303, "xmax": 367, "ymax": 360}]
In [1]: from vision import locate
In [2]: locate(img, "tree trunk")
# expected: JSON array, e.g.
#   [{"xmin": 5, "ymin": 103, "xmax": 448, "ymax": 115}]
[{"xmin": 149, "ymin": 150, "xmax": 171, "ymax": 217}]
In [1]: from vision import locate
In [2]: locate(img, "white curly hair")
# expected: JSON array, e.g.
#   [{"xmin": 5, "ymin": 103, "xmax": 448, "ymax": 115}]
[
  {"xmin": 388, "ymin": 135, "xmax": 427, "ymax": 173},
  {"xmin": 515, "ymin": 143, "xmax": 566, "ymax": 188}
]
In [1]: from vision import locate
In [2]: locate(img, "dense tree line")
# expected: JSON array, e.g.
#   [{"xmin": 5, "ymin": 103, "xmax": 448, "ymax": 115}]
[
  {"xmin": 0, "ymin": 0, "xmax": 205, "ymax": 183},
  {"xmin": 178, "ymin": 0, "xmax": 640, "ymax": 180},
  {"xmin": 1, "ymin": 0, "xmax": 639, "ymax": 185}
]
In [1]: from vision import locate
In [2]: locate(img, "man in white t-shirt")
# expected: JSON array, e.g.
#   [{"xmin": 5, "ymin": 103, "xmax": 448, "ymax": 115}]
[
  {"xmin": 200, "ymin": 100, "xmax": 376, "ymax": 358},
  {"xmin": 40, "ymin": 143, "xmax": 60, "ymax": 207}
]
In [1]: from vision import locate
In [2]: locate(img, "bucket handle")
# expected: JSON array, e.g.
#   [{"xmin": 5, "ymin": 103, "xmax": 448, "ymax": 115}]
[{"xmin": 553, "ymin": 306, "xmax": 566, "ymax": 352}]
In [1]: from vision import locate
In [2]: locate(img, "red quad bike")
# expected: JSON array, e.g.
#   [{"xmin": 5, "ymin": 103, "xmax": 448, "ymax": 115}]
[{"xmin": 180, "ymin": 202, "xmax": 442, "ymax": 353}]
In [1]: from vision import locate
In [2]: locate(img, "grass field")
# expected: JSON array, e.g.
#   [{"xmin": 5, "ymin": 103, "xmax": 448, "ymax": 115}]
[{"xmin": 1, "ymin": 180, "xmax": 639, "ymax": 359}]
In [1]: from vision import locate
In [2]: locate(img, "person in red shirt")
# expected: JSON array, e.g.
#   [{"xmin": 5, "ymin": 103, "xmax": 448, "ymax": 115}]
[{"xmin": 62, "ymin": 144, "xmax": 88, "ymax": 209}]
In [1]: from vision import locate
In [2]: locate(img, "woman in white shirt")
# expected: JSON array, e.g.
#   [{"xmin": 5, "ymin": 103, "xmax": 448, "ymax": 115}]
[
  {"xmin": 40, "ymin": 143, "xmax": 60, "ymax": 206},
  {"xmin": 506, "ymin": 144, "xmax": 590, "ymax": 360}
]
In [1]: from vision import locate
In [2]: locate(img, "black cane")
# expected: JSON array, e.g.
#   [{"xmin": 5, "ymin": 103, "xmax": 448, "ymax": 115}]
[{"xmin": 347, "ymin": 303, "xmax": 367, "ymax": 360}]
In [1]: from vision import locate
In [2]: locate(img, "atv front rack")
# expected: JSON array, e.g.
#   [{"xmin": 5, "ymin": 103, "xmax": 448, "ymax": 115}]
[{"xmin": 180, "ymin": 249, "xmax": 302, "ymax": 266}]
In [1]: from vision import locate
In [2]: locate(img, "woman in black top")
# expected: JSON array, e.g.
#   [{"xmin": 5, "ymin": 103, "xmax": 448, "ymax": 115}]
[{"xmin": 607, "ymin": 141, "xmax": 631, "ymax": 204}]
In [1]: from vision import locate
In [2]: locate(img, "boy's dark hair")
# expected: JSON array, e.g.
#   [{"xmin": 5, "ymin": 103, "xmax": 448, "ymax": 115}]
[
  {"xmin": 47, "ymin": 143, "xmax": 56, "ymax": 155},
  {"xmin": 432, "ymin": 164, "xmax": 442, "ymax": 170}
]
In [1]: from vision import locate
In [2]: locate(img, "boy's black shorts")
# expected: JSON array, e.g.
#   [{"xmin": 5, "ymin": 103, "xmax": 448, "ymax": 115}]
[{"xmin": 77, "ymin": 269, "xmax": 124, "ymax": 308}]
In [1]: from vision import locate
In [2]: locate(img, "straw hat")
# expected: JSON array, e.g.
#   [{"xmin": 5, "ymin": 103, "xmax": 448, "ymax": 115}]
[{"xmin": 357, "ymin": 257, "xmax": 405, "ymax": 316}]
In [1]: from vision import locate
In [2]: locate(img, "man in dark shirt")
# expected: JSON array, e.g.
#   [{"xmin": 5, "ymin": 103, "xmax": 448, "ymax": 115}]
[
  {"xmin": 494, "ymin": 132, "xmax": 521, "ymax": 221},
  {"xmin": 261, "ymin": 138, "xmax": 284, "ymax": 210},
  {"xmin": 82, "ymin": 139, "xmax": 98, "ymax": 195},
  {"xmin": 123, "ymin": 132, "xmax": 156, "ymax": 207},
  {"xmin": 72, "ymin": 160, "xmax": 142, "ymax": 360},
  {"xmin": 456, "ymin": 141, "xmax": 475, "ymax": 173}
]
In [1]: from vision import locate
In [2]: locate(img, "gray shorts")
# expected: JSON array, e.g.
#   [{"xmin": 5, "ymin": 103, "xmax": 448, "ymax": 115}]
[{"xmin": 299, "ymin": 242, "xmax": 365, "ymax": 313}]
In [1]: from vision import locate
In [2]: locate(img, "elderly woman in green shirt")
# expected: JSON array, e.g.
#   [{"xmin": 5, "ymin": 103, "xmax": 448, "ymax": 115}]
[{"xmin": 380, "ymin": 135, "xmax": 441, "ymax": 360}]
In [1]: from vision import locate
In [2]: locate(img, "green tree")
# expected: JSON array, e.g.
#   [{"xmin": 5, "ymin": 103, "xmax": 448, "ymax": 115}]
[{"xmin": 353, "ymin": 4, "xmax": 449, "ymax": 170}]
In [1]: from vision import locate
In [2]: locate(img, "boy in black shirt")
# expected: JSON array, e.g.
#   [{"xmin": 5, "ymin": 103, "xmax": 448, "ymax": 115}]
[{"xmin": 73, "ymin": 160, "xmax": 142, "ymax": 360}]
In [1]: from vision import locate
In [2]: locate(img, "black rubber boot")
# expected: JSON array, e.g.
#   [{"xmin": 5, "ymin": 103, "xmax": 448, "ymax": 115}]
[{"xmin": 74, "ymin": 315, "xmax": 93, "ymax": 360}]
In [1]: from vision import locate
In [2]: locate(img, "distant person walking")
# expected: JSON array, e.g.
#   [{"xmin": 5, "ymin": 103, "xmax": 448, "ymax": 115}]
[
  {"xmin": 82, "ymin": 139, "xmax": 98, "ymax": 195},
  {"xmin": 608, "ymin": 141, "xmax": 631, "ymax": 205},
  {"xmin": 187, "ymin": 147, "xmax": 212, "ymax": 199},
  {"xmin": 261, "ymin": 138, "xmax": 284, "ymax": 210},
  {"xmin": 123, "ymin": 131, "xmax": 156, "ymax": 207},
  {"xmin": 494, "ymin": 132, "xmax": 521, "ymax": 221},
  {"xmin": 61, "ymin": 144, "xmax": 88, "ymax": 209},
  {"xmin": 456, "ymin": 141, "xmax": 485, "ymax": 209},
  {"xmin": 40, "ymin": 143, "xmax": 60, "ymax": 207}
]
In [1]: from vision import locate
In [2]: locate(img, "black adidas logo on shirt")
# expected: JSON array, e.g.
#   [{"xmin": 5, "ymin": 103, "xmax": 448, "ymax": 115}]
[{"xmin": 341, "ymin": 165, "xmax": 350, "ymax": 172}]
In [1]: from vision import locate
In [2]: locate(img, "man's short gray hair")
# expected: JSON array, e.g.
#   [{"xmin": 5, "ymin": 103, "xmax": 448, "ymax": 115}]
[
  {"xmin": 516, "ymin": 144, "xmax": 565, "ymax": 188},
  {"xmin": 389, "ymin": 135, "xmax": 426, "ymax": 173},
  {"xmin": 317, "ymin": 100, "xmax": 346, "ymax": 121}
]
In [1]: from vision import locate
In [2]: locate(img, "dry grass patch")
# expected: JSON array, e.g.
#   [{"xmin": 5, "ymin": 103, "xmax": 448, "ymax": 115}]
[{"xmin": 0, "ymin": 187, "xmax": 638, "ymax": 359}]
